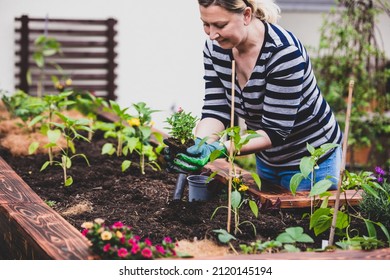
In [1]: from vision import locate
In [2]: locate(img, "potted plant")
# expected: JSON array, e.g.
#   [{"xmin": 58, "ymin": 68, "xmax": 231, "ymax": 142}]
[{"xmin": 163, "ymin": 106, "xmax": 199, "ymax": 158}]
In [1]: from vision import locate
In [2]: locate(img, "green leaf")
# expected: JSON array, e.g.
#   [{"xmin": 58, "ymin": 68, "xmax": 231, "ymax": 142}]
[
  {"xmin": 335, "ymin": 211, "xmax": 349, "ymax": 230},
  {"xmin": 310, "ymin": 208, "xmax": 331, "ymax": 235},
  {"xmin": 364, "ymin": 219, "xmax": 377, "ymax": 239},
  {"xmin": 310, "ymin": 179, "xmax": 333, "ymax": 196},
  {"xmin": 65, "ymin": 176, "xmax": 73, "ymax": 187},
  {"xmin": 231, "ymin": 190, "xmax": 241, "ymax": 209},
  {"xmin": 28, "ymin": 142, "xmax": 39, "ymax": 155},
  {"xmin": 102, "ymin": 143, "xmax": 115, "ymax": 155},
  {"xmin": 283, "ymin": 244, "xmax": 300, "ymax": 252},
  {"xmin": 121, "ymin": 160, "xmax": 131, "ymax": 172},
  {"xmin": 47, "ymin": 129, "xmax": 61, "ymax": 144},
  {"xmin": 251, "ymin": 172, "xmax": 261, "ymax": 190},
  {"xmin": 289, "ymin": 173, "xmax": 305, "ymax": 195},
  {"xmin": 306, "ymin": 143, "xmax": 315, "ymax": 155},
  {"xmin": 63, "ymin": 156, "xmax": 71, "ymax": 169},
  {"xmin": 300, "ymin": 156, "xmax": 315, "ymax": 178},
  {"xmin": 249, "ymin": 200, "xmax": 258, "ymax": 218},
  {"xmin": 361, "ymin": 183, "xmax": 379, "ymax": 199},
  {"xmin": 40, "ymin": 161, "xmax": 50, "ymax": 171},
  {"xmin": 213, "ymin": 229, "xmax": 236, "ymax": 244},
  {"xmin": 276, "ymin": 232, "xmax": 295, "ymax": 243}
]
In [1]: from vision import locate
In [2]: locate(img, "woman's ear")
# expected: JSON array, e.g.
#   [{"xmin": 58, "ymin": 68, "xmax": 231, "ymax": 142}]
[{"xmin": 243, "ymin": 7, "xmax": 252, "ymax": 25}]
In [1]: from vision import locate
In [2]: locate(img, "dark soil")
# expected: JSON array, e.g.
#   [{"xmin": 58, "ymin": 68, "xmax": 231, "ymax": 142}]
[{"xmin": 0, "ymin": 129, "xmax": 360, "ymax": 254}]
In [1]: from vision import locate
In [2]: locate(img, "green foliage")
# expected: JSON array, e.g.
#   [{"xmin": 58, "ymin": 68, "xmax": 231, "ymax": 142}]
[
  {"xmin": 164, "ymin": 107, "xmax": 198, "ymax": 144},
  {"xmin": 289, "ymin": 142, "xmax": 339, "ymax": 196},
  {"xmin": 97, "ymin": 101, "xmax": 162, "ymax": 175},
  {"xmin": 39, "ymin": 112, "xmax": 92, "ymax": 187},
  {"xmin": 359, "ymin": 179, "xmax": 390, "ymax": 230},
  {"xmin": 1, "ymin": 90, "xmax": 46, "ymax": 126},
  {"xmin": 209, "ymin": 126, "xmax": 262, "ymax": 236},
  {"xmin": 312, "ymin": 0, "xmax": 390, "ymax": 168},
  {"xmin": 30, "ymin": 35, "xmax": 63, "ymax": 97},
  {"xmin": 238, "ymin": 227, "xmax": 314, "ymax": 254}
]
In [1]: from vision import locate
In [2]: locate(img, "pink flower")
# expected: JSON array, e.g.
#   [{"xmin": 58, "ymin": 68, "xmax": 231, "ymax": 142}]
[
  {"xmin": 131, "ymin": 244, "xmax": 140, "ymax": 254},
  {"xmin": 81, "ymin": 229, "xmax": 89, "ymax": 236},
  {"xmin": 128, "ymin": 238, "xmax": 137, "ymax": 246},
  {"xmin": 117, "ymin": 248, "xmax": 128, "ymax": 258},
  {"xmin": 113, "ymin": 221, "xmax": 124, "ymax": 229},
  {"xmin": 145, "ymin": 238, "xmax": 152, "ymax": 246},
  {"xmin": 163, "ymin": 237, "xmax": 172, "ymax": 243},
  {"xmin": 134, "ymin": 235, "xmax": 141, "ymax": 241},
  {"xmin": 141, "ymin": 248, "xmax": 153, "ymax": 258},
  {"xmin": 103, "ymin": 243, "xmax": 111, "ymax": 252},
  {"xmin": 155, "ymin": 245, "xmax": 165, "ymax": 254}
]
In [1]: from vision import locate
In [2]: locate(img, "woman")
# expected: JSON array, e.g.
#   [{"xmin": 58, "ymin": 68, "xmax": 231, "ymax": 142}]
[{"xmin": 168, "ymin": 0, "xmax": 342, "ymax": 191}]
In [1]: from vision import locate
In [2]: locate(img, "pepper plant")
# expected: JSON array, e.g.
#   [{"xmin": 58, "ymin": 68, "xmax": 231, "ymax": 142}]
[
  {"xmin": 98, "ymin": 101, "xmax": 163, "ymax": 175},
  {"xmin": 209, "ymin": 126, "xmax": 262, "ymax": 236},
  {"xmin": 29, "ymin": 35, "xmax": 62, "ymax": 98},
  {"xmin": 121, "ymin": 102, "xmax": 163, "ymax": 175},
  {"xmin": 39, "ymin": 112, "xmax": 92, "ymax": 186},
  {"xmin": 28, "ymin": 91, "xmax": 76, "ymax": 165},
  {"xmin": 290, "ymin": 144, "xmax": 390, "ymax": 248}
]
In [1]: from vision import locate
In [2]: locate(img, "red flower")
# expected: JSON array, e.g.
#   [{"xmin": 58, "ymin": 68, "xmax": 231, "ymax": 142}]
[{"xmin": 81, "ymin": 229, "xmax": 89, "ymax": 236}]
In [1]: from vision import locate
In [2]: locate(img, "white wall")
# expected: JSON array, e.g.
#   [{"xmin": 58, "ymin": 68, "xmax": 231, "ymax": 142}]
[
  {"xmin": 1, "ymin": 0, "xmax": 389, "ymax": 133},
  {"xmin": 0, "ymin": 0, "xmax": 207, "ymax": 132}
]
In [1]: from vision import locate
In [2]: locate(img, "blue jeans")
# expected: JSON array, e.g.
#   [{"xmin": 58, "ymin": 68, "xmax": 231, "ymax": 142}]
[{"xmin": 256, "ymin": 146, "xmax": 342, "ymax": 192}]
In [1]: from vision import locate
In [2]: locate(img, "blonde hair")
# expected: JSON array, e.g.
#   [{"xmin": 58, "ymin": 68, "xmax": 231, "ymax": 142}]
[{"xmin": 198, "ymin": 0, "xmax": 281, "ymax": 24}]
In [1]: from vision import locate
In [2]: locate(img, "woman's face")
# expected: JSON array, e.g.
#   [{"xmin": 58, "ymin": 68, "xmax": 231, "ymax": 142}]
[{"xmin": 199, "ymin": 4, "xmax": 248, "ymax": 49}]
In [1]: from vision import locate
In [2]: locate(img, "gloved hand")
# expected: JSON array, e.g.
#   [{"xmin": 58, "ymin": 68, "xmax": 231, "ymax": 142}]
[
  {"xmin": 173, "ymin": 137, "xmax": 227, "ymax": 172},
  {"xmin": 162, "ymin": 139, "xmax": 195, "ymax": 174}
]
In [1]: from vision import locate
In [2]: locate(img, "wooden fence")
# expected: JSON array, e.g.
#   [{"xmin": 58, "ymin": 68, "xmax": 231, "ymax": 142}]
[{"xmin": 14, "ymin": 15, "xmax": 118, "ymax": 100}]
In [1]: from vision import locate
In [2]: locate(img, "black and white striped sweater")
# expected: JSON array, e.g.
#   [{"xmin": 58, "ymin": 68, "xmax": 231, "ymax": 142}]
[{"xmin": 200, "ymin": 21, "xmax": 342, "ymax": 168}]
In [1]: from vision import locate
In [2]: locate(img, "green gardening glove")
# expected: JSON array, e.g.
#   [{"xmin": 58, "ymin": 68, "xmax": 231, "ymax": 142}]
[{"xmin": 173, "ymin": 138, "xmax": 227, "ymax": 172}]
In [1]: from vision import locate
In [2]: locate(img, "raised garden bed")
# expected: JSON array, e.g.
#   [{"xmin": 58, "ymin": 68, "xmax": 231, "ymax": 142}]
[{"xmin": 0, "ymin": 106, "xmax": 389, "ymax": 260}]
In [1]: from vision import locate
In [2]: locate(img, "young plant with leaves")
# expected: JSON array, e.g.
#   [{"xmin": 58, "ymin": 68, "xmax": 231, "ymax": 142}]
[
  {"xmin": 289, "ymin": 143, "xmax": 350, "ymax": 237},
  {"xmin": 121, "ymin": 102, "xmax": 163, "ymax": 175},
  {"xmin": 210, "ymin": 126, "xmax": 262, "ymax": 236},
  {"xmin": 29, "ymin": 35, "xmax": 62, "ymax": 98},
  {"xmin": 98, "ymin": 100, "xmax": 132, "ymax": 157},
  {"xmin": 164, "ymin": 107, "xmax": 199, "ymax": 145},
  {"xmin": 1, "ymin": 90, "xmax": 46, "ymax": 131},
  {"xmin": 98, "ymin": 101, "xmax": 163, "ymax": 175},
  {"xmin": 38, "ymin": 112, "xmax": 92, "ymax": 186},
  {"xmin": 28, "ymin": 91, "xmax": 76, "ymax": 165}
]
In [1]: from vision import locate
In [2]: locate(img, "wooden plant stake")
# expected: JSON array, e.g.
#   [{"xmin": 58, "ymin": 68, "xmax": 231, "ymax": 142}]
[
  {"xmin": 328, "ymin": 79, "xmax": 354, "ymax": 246},
  {"xmin": 227, "ymin": 60, "xmax": 236, "ymax": 233}
]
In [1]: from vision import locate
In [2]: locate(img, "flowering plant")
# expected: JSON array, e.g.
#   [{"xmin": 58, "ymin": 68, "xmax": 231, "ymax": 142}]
[
  {"xmin": 81, "ymin": 219, "xmax": 178, "ymax": 260},
  {"xmin": 164, "ymin": 107, "xmax": 198, "ymax": 145}
]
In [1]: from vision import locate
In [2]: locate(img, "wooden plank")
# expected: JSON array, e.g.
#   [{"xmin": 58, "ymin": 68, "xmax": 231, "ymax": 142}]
[
  {"xmin": 205, "ymin": 158, "xmax": 362, "ymax": 209},
  {"xmin": 0, "ymin": 156, "xmax": 92, "ymax": 260},
  {"xmin": 15, "ymin": 17, "xmax": 111, "ymax": 25},
  {"xmin": 196, "ymin": 247, "xmax": 390, "ymax": 260},
  {"xmin": 0, "ymin": 160, "xmax": 43, "ymax": 204}
]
